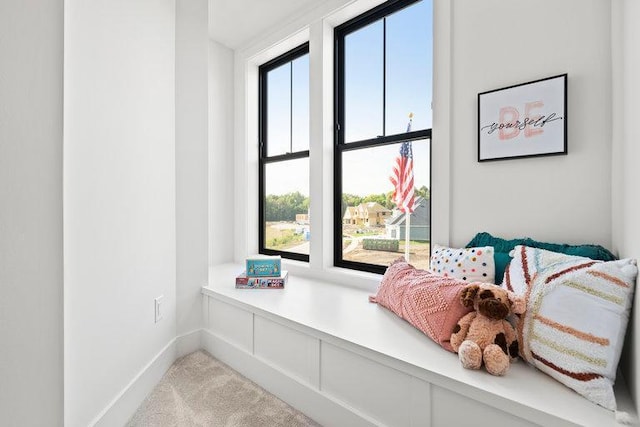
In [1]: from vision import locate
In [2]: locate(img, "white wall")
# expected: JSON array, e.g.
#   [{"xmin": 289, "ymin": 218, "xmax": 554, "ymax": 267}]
[
  {"xmin": 209, "ymin": 40, "xmax": 235, "ymax": 265},
  {"xmin": 613, "ymin": 0, "xmax": 640, "ymax": 412},
  {"xmin": 64, "ymin": 0, "xmax": 177, "ymax": 425},
  {"xmin": 0, "ymin": 1, "xmax": 64, "ymax": 425},
  {"xmin": 448, "ymin": 0, "xmax": 612, "ymax": 248},
  {"xmin": 176, "ymin": 0, "xmax": 209, "ymax": 336}
]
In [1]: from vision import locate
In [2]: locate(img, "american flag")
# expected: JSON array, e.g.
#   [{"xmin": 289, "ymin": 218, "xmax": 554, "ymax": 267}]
[{"xmin": 390, "ymin": 119, "xmax": 415, "ymax": 213}]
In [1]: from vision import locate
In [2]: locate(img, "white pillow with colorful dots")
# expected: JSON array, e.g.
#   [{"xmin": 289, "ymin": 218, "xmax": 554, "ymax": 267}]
[{"xmin": 430, "ymin": 244, "xmax": 495, "ymax": 283}]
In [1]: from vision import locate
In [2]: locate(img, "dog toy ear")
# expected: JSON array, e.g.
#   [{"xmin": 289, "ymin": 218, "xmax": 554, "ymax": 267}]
[
  {"xmin": 508, "ymin": 292, "xmax": 526, "ymax": 314},
  {"xmin": 461, "ymin": 284, "xmax": 480, "ymax": 307}
]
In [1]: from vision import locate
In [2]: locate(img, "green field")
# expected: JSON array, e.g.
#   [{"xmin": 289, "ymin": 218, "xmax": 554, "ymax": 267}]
[{"xmin": 265, "ymin": 223, "xmax": 305, "ymax": 250}]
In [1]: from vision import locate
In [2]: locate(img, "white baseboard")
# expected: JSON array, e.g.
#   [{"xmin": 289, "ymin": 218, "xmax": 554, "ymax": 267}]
[
  {"xmin": 92, "ymin": 330, "xmax": 204, "ymax": 427},
  {"xmin": 201, "ymin": 329, "xmax": 376, "ymax": 427},
  {"xmin": 176, "ymin": 329, "xmax": 203, "ymax": 358}
]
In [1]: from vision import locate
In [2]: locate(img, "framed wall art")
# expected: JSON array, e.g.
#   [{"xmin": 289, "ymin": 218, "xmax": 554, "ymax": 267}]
[{"xmin": 478, "ymin": 74, "xmax": 567, "ymax": 162}]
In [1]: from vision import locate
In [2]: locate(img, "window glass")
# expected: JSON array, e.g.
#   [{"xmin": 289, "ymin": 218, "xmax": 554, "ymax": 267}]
[
  {"xmin": 335, "ymin": 0, "xmax": 432, "ymax": 274},
  {"xmin": 341, "ymin": 139, "xmax": 430, "ymax": 270},
  {"xmin": 259, "ymin": 44, "xmax": 310, "ymax": 262},
  {"xmin": 344, "ymin": 20, "xmax": 383, "ymax": 143},
  {"xmin": 266, "ymin": 63, "xmax": 292, "ymax": 157},
  {"xmin": 292, "ymin": 55, "xmax": 310, "ymax": 152},
  {"xmin": 386, "ymin": 0, "xmax": 432, "ymax": 133},
  {"xmin": 264, "ymin": 159, "xmax": 310, "ymax": 255}
]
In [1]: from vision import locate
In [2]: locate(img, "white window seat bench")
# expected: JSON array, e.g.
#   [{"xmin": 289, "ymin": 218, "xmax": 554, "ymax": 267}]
[{"xmin": 202, "ymin": 263, "xmax": 637, "ymax": 427}]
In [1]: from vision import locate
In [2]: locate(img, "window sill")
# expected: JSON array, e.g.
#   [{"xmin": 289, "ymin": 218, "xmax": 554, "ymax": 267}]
[
  {"xmin": 280, "ymin": 258, "xmax": 382, "ymax": 292},
  {"xmin": 204, "ymin": 262, "xmax": 636, "ymax": 426}
]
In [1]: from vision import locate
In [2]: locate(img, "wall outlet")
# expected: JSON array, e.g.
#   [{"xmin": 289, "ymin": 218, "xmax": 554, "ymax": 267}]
[{"xmin": 154, "ymin": 295, "xmax": 164, "ymax": 323}]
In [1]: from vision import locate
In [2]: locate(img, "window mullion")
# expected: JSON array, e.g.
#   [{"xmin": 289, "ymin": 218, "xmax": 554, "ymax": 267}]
[
  {"xmin": 258, "ymin": 67, "xmax": 267, "ymax": 254},
  {"xmin": 383, "ymin": 17, "xmax": 387, "ymax": 137},
  {"xmin": 290, "ymin": 61, "xmax": 294, "ymax": 154},
  {"xmin": 339, "ymin": 129, "xmax": 431, "ymax": 152},
  {"xmin": 263, "ymin": 150, "xmax": 310, "ymax": 163}
]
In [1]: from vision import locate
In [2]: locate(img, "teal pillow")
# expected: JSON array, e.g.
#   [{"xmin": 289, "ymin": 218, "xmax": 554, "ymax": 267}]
[
  {"xmin": 466, "ymin": 232, "xmax": 617, "ymax": 284},
  {"xmin": 492, "ymin": 252, "xmax": 513, "ymax": 284}
]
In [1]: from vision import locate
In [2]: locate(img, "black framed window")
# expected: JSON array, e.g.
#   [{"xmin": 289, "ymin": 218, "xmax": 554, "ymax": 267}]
[
  {"xmin": 259, "ymin": 44, "xmax": 310, "ymax": 262},
  {"xmin": 334, "ymin": 0, "xmax": 432, "ymax": 274}
]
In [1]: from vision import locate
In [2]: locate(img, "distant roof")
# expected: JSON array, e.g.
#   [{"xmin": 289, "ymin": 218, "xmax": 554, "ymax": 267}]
[
  {"xmin": 386, "ymin": 197, "xmax": 430, "ymax": 226},
  {"xmin": 361, "ymin": 202, "xmax": 390, "ymax": 213},
  {"xmin": 343, "ymin": 202, "xmax": 391, "ymax": 219}
]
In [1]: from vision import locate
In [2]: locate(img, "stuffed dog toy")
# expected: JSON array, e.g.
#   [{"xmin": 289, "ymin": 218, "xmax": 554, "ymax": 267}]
[{"xmin": 450, "ymin": 283, "xmax": 525, "ymax": 376}]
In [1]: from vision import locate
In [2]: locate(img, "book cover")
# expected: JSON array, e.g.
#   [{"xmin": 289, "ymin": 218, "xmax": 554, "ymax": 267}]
[
  {"xmin": 235, "ymin": 270, "xmax": 288, "ymax": 289},
  {"xmin": 246, "ymin": 255, "xmax": 282, "ymax": 277}
]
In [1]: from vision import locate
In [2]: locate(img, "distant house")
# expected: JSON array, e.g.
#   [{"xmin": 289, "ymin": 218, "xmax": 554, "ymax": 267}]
[
  {"xmin": 343, "ymin": 206, "xmax": 358, "ymax": 225},
  {"xmin": 343, "ymin": 202, "xmax": 392, "ymax": 227},
  {"xmin": 385, "ymin": 197, "xmax": 430, "ymax": 241}
]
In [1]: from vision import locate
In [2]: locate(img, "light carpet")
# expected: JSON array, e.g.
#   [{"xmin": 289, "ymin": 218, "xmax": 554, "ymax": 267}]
[{"xmin": 128, "ymin": 350, "xmax": 320, "ymax": 427}]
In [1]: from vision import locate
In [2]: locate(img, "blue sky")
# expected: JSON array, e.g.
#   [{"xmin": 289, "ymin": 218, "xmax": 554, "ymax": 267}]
[
  {"xmin": 267, "ymin": 55, "xmax": 310, "ymax": 156},
  {"xmin": 266, "ymin": 0, "xmax": 432, "ymax": 197}
]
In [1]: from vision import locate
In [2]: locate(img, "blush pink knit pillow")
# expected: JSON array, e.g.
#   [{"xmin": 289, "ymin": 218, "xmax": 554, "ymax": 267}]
[{"xmin": 370, "ymin": 258, "xmax": 473, "ymax": 352}]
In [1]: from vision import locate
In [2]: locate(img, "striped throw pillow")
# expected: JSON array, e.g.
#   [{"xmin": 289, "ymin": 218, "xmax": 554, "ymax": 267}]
[{"xmin": 505, "ymin": 245, "xmax": 637, "ymax": 411}]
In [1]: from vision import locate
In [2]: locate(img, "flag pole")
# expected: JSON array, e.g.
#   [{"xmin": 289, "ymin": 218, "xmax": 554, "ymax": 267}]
[
  {"xmin": 404, "ymin": 112, "xmax": 414, "ymax": 262},
  {"xmin": 390, "ymin": 112, "xmax": 415, "ymax": 263},
  {"xmin": 405, "ymin": 210, "xmax": 411, "ymax": 262}
]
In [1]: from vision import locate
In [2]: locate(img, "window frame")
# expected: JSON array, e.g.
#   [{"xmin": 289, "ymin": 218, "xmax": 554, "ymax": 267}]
[
  {"xmin": 258, "ymin": 42, "xmax": 310, "ymax": 262},
  {"xmin": 333, "ymin": 0, "xmax": 432, "ymax": 274}
]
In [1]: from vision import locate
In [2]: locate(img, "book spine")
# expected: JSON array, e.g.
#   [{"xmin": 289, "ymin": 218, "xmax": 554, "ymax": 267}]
[{"xmin": 235, "ymin": 277, "xmax": 285, "ymax": 289}]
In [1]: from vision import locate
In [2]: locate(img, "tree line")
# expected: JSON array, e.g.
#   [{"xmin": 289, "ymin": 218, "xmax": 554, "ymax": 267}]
[
  {"xmin": 342, "ymin": 185, "xmax": 430, "ymax": 212},
  {"xmin": 265, "ymin": 186, "xmax": 430, "ymax": 222},
  {"xmin": 264, "ymin": 192, "xmax": 309, "ymax": 222}
]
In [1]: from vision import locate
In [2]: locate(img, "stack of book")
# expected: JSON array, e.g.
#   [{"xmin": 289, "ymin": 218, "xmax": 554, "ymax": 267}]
[{"xmin": 236, "ymin": 255, "xmax": 288, "ymax": 289}]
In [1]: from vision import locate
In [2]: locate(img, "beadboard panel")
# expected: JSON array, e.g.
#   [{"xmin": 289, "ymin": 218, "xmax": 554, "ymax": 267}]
[
  {"xmin": 208, "ymin": 298, "xmax": 253, "ymax": 352},
  {"xmin": 321, "ymin": 342, "xmax": 415, "ymax": 427},
  {"xmin": 410, "ymin": 377, "xmax": 432, "ymax": 427},
  {"xmin": 254, "ymin": 315, "xmax": 320, "ymax": 388},
  {"xmin": 431, "ymin": 386, "xmax": 537, "ymax": 427},
  {"xmin": 202, "ymin": 329, "xmax": 377, "ymax": 427}
]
